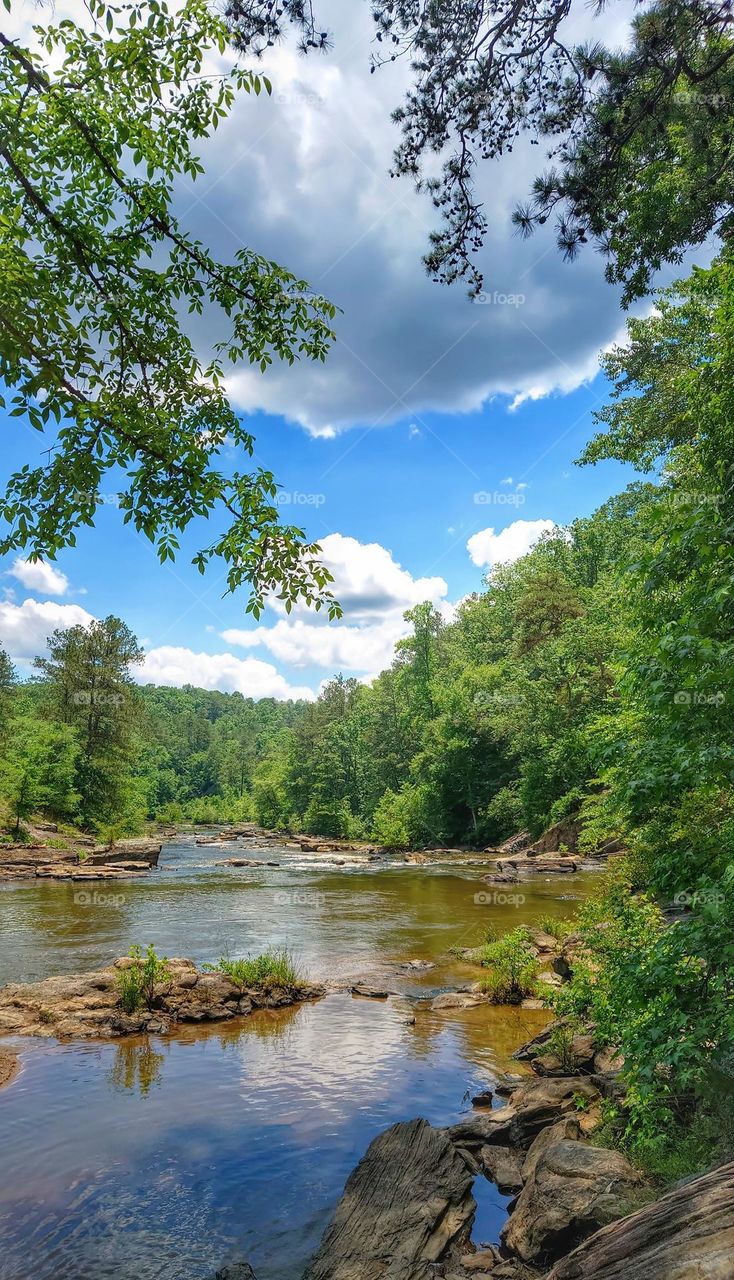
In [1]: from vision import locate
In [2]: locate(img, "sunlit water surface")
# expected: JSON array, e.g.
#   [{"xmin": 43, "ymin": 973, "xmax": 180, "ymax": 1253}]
[{"xmin": 0, "ymin": 835, "xmax": 599, "ymax": 1280}]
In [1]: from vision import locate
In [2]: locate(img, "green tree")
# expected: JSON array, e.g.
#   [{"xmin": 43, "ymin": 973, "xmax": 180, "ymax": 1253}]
[
  {"xmin": 0, "ymin": 0, "xmax": 339, "ymax": 617},
  {"xmin": 227, "ymin": 0, "xmax": 734, "ymax": 301},
  {"xmin": 35, "ymin": 616, "xmax": 145, "ymax": 828},
  {"xmin": 0, "ymin": 716, "xmax": 79, "ymax": 834}
]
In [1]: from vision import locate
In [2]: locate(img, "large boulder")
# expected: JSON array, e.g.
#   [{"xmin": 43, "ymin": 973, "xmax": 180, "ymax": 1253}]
[
  {"xmin": 501, "ymin": 1136, "xmax": 644, "ymax": 1264},
  {"xmin": 544, "ymin": 1159, "xmax": 734, "ymax": 1280},
  {"xmin": 302, "ymin": 1118, "xmax": 475, "ymax": 1280}
]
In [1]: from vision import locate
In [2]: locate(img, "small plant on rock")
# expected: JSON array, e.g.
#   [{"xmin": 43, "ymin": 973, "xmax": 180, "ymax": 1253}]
[
  {"xmin": 476, "ymin": 927, "xmax": 539, "ymax": 1004},
  {"xmin": 117, "ymin": 944, "xmax": 171, "ymax": 1013},
  {"xmin": 204, "ymin": 949, "xmax": 302, "ymax": 993}
]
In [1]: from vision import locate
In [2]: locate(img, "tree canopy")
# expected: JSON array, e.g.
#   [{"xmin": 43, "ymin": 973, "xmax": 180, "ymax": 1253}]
[
  {"xmin": 226, "ymin": 0, "xmax": 734, "ymax": 301},
  {"xmin": 0, "ymin": 0, "xmax": 340, "ymax": 617}
]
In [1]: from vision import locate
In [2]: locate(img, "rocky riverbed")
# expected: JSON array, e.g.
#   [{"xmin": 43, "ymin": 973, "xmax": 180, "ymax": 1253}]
[
  {"xmin": 0, "ymin": 957, "xmax": 324, "ymax": 1039},
  {"xmin": 215, "ymin": 1019, "xmax": 733, "ymax": 1280}
]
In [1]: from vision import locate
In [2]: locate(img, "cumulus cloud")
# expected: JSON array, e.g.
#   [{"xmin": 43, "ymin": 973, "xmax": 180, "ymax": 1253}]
[
  {"xmin": 0, "ymin": 598, "xmax": 95, "ymax": 664},
  {"xmin": 175, "ymin": 1, "xmax": 659, "ymax": 436},
  {"xmin": 223, "ymin": 532, "xmax": 451, "ymax": 677},
  {"xmin": 8, "ymin": 557, "xmax": 70, "ymax": 596},
  {"xmin": 467, "ymin": 519, "xmax": 558, "ymax": 569},
  {"xmin": 139, "ymin": 646, "xmax": 315, "ymax": 701}
]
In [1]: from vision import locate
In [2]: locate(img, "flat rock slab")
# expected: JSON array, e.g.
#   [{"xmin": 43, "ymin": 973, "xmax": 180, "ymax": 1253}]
[
  {"xmin": 544, "ymin": 1158, "xmax": 734, "ymax": 1280},
  {"xmin": 449, "ymin": 1077, "xmax": 600, "ymax": 1151},
  {"xmin": 0, "ymin": 959, "xmax": 324, "ymax": 1040},
  {"xmin": 303, "ymin": 1118, "xmax": 475, "ymax": 1280}
]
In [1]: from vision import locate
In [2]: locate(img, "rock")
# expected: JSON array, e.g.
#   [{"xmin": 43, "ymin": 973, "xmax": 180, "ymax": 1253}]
[
  {"xmin": 398, "ymin": 960, "xmax": 436, "ymax": 972},
  {"xmin": 495, "ymin": 1074, "xmax": 525, "ymax": 1098},
  {"xmin": 471, "ymin": 1090, "xmax": 494, "ymax": 1108},
  {"xmin": 0, "ymin": 960, "xmax": 323, "ymax": 1040},
  {"xmin": 404, "ymin": 852, "xmax": 430, "ymax": 864},
  {"xmin": 460, "ymin": 1247, "xmax": 502, "ymax": 1271},
  {"xmin": 593, "ymin": 1045, "xmax": 624, "ymax": 1076},
  {"xmin": 544, "ymin": 1158, "xmax": 734, "ymax": 1280},
  {"xmin": 215, "ymin": 858, "xmax": 260, "ymax": 867},
  {"xmin": 520, "ymin": 1118, "xmax": 581, "ymax": 1183},
  {"xmin": 0, "ymin": 1046, "xmax": 19, "ymax": 1090},
  {"xmin": 501, "ymin": 1137, "xmax": 644, "ymax": 1264},
  {"xmin": 432, "ymin": 992, "xmax": 487, "ymax": 1010},
  {"xmin": 496, "ymin": 831, "xmax": 533, "ymax": 854},
  {"xmin": 302, "ymin": 1118, "xmax": 476, "ymax": 1280},
  {"xmin": 480, "ymin": 1144, "xmax": 524, "ymax": 1193},
  {"xmin": 450, "ymin": 1077, "xmax": 600, "ymax": 1152},
  {"xmin": 350, "ymin": 984, "xmax": 391, "ymax": 1000}
]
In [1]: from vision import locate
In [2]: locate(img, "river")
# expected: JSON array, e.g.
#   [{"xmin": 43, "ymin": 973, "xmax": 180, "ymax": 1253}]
[{"xmin": 0, "ymin": 833, "xmax": 599, "ymax": 1280}]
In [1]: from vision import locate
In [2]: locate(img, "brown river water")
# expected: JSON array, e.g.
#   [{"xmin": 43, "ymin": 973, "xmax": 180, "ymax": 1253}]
[{"xmin": 0, "ymin": 834, "xmax": 601, "ymax": 1280}]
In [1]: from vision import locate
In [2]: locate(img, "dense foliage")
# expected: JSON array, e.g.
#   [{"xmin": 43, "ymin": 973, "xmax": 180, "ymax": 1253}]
[{"xmin": 0, "ymin": 0, "xmax": 339, "ymax": 617}]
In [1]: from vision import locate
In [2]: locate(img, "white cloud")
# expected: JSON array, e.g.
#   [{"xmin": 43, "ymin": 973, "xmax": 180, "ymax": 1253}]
[
  {"xmin": 467, "ymin": 519, "xmax": 558, "ymax": 569},
  {"xmin": 223, "ymin": 533, "xmax": 451, "ymax": 677},
  {"xmin": 269, "ymin": 533, "xmax": 448, "ymax": 623},
  {"xmin": 139, "ymin": 646, "xmax": 315, "ymax": 701},
  {"xmin": 0, "ymin": 598, "xmax": 95, "ymax": 664},
  {"xmin": 8, "ymin": 557, "xmax": 70, "ymax": 596},
  {"xmin": 223, "ymin": 615, "xmax": 409, "ymax": 674},
  {"xmin": 176, "ymin": 3, "xmax": 672, "ymax": 438}
]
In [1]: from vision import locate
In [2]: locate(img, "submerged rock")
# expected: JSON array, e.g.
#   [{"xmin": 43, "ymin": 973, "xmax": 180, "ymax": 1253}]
[{"xmin": 302, "ymin": 1118, "xmax": 475, "ymax": 1280}]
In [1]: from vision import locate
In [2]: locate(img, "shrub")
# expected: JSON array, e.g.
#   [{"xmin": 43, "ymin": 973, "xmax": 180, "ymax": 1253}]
[
  {"xmin": 537, "ymin": 913, "xmax": 573, "ymax": 941},
  {"xmin": 474, "ymin": 927, "xmax": 539, "ymax": 1004},
  {"xmin": 204, "ymin": 949, "xmax": 302, "ymax": 992},
  {"xmin": 536, "ymin": 1021, "xmax": 577, "ymax": 1073},
  {"xmin": 116, "ymin": 944, "xmax": 171, "ymax": 1013}
]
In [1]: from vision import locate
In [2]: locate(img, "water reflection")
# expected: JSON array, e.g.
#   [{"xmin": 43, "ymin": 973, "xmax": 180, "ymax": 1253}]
[
  {"xmin": 0, "ymin": 837, "xmax": 601, "ymax": 1280},
  {"xmin": 108, "ymin": 1037, "xmax": 166, "ymax": 1097}
]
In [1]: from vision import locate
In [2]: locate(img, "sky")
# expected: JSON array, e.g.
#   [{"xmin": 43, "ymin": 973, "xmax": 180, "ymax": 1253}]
[{"xmin": 0, "ymin": 0, "xmax": 688, "ymax": 699}]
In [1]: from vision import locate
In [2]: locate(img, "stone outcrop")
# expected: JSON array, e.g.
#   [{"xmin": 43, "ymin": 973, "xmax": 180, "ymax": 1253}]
[
  {"xmin": 0, "ymin": 958, "xmax": 324, "ymax": 1040},
  {"xmin": 0, "ymin": 832, "xmax": 162, "ymax": 881},
  {"xmin": 302, "ymin": 1118, "xmax": 476, "ymax": 1280},
  {"xmin": 501, "ymin": 1134, "xmax": 644, "ymax": 1264},
  {"xmin": 449, "ymin": 1076, "xmax": 601, "ymax": 1151},
  {"xmin": 544, "ymin": 1158, "xmax": 734, "ymax": 1280}
]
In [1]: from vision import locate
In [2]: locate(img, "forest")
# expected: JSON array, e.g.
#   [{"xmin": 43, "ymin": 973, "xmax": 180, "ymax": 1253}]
[{"xmin": 1, "ymin": 0, "xmax": 733, "ymax": 1241}]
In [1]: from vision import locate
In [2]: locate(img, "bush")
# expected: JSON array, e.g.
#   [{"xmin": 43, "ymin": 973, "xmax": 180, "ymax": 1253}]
[
  {"xmin": 535, "ymin": 1021, "xmax": 577, "ymax": 1073},
  {"xmin": 474, "ymin": 927, "xmax": 539, "ymax": 1004},
  {"xmin": 537, "ymin": 913, "xmax": 573, "ymax": 941},
  {"xmin": 478, "ymin": 785, "xmax": 524, "ymax": 845},
  {"xmin": 204, "ymin": 949, "xmax": 302, "ymax": 992},
  {"xmin": 116, "ymin": 944, "xmax": 171, "ymax": 1013},
  {"xmin": 553, "ymin": 863, "xmax": 734, "ymax": 1172}
]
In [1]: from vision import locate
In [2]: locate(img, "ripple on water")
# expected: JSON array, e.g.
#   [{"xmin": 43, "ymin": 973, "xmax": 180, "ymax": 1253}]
[{"xmin": 0, "ymin": 836, "xmax": 600, "ymax": 1280}]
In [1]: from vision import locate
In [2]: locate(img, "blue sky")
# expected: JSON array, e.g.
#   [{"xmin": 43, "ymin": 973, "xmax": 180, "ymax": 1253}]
[
  {"xmin": 0, "ymin": 376, "xmax": 635, "ymax": 697},
  {"xmin": 0, "ymin": 0, "xmax": 653, "ymax": 697}
]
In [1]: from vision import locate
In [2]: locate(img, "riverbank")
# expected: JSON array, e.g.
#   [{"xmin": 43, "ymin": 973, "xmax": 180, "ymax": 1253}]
[
  {"xmin": 0, "ymin": 820, "xmax": 164, "ymax": 881},
  {"xmin": 259, "ymin": 1016, "xmax": 732, "ymax": 1280}
]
